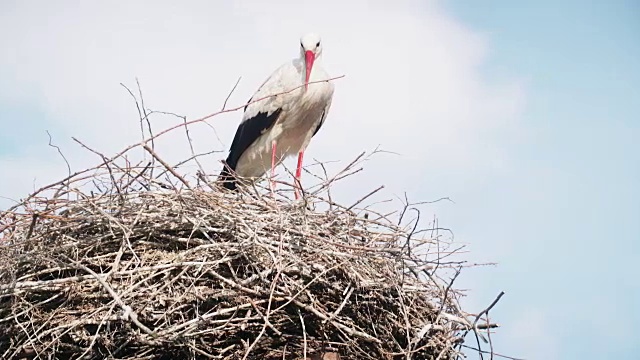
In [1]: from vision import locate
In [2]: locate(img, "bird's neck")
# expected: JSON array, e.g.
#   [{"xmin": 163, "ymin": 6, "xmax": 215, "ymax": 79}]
[{"xmin": 299, "ymin": 57, "xmax": 324, "ymax": 83}]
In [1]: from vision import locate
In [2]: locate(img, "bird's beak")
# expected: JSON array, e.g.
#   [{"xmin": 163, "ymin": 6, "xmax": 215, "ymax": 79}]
[{"xmin": 304, "ymin": 50, "xmax": 315, "ymax": 90}]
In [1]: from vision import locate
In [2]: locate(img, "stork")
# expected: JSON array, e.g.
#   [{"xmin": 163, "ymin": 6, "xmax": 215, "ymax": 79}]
[{"xmin": 218, "ymin": 32, "xmax": 335, "ymax": 199}]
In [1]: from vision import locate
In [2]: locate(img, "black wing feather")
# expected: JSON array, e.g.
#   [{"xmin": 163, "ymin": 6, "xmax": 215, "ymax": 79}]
[
  {"xmin": 218, "ymin": 108, "xmax": 282, "ymax": 190},
  {"xmin": 311, "ymin": 108, "xmax": 328, "ymax": 138}
]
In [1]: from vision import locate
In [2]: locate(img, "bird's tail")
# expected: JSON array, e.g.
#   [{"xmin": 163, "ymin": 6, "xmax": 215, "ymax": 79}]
[{"xmin": 217, "ymin": 160, "xmax": 238, "ymax": 191}]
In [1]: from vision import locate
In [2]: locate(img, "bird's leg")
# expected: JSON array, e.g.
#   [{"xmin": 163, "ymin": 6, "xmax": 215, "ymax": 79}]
[
  {"xmin": 294, "ymin": 151, "xmax": 304, "ymax": 200},
  {"xmin": 270, "ymin": 140, "xmax": 277, "ymax": 197}
]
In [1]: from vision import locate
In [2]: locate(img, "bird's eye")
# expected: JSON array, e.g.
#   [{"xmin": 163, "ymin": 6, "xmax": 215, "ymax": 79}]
[{"xmin": 316, "ymin": 41, "xmax": 321, "ymax": 48}]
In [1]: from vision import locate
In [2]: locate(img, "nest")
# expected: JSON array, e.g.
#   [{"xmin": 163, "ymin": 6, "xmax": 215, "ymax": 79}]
[{"xmin": 0, "ymin": 93, "xmax": 501, "ymax": 359}]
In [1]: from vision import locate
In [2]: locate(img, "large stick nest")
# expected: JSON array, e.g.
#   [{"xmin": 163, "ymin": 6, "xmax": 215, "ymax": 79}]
[{"xmin": 0, "ymin": 89, "xmax": 499, "ymax": 360}]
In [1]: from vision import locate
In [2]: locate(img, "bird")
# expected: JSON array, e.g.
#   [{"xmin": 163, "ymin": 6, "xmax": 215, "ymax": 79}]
[{"xmin": 218, "ymin": 32, "xmax": 335, "ymax": 199}]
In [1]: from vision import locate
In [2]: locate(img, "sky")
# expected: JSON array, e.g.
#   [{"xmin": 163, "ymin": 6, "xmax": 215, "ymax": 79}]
[{"xmin": 1, "ymin": 0, "xmax": 638, "ymax": 359}]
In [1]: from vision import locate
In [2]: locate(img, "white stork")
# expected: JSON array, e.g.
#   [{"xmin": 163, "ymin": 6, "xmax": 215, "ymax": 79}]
[{"xmin": 218, "ymin": 32, "xmax": 335, "ymax": 199}]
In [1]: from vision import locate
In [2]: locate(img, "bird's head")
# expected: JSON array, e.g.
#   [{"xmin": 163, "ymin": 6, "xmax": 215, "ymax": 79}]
[{"xmin": 299, "ymin": 32, "xmax": 323, "ymax": 90}]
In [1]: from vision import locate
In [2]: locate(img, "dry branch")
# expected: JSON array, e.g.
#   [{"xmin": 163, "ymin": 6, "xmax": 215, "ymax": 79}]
[{"xmin": 0, "ymin": 81, "xmax": 502, "ymax": 360}]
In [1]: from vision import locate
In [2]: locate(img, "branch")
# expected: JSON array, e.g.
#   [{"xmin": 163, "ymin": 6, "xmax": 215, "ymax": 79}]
[{"xmin": 142, "ymin": 144, "xmax": 192, "ymax": 191}]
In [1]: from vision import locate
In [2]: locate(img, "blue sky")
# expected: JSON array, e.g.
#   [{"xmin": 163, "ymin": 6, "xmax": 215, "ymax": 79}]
[
  {"xmin": 1, "ymin": 1, "xmax": 638, "ymax": 359},
  {"xmin": 444, "ymin": 0, "xmax": 640, "ymax": 358}
]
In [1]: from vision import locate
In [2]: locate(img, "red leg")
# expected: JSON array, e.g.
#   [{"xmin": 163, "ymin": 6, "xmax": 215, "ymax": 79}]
[
  {"xmin": 294, "ymin": 151, "xmax": 304, "ymax": 200},
  {"xmin": 270, "ymin": 140, "xmax": 277, "ymax": 195}
]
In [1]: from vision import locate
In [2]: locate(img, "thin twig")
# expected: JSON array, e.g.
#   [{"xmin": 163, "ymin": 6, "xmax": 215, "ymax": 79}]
[
  {"xmin": 142, "ymin": 144, "xmax": 192, "ymax": 191},
  {"xmin": 222, "ymin": 76, "xmax": 242, "ymax": 111},
  {"xmin": 45, "ymin": 130, "xmax": 71, "ymax": 194}
]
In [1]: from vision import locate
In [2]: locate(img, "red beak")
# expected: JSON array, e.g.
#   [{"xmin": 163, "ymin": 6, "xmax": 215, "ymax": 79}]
[{"xmin": 304, "ymin": 50, "xmax": 315, "ymax": 90}]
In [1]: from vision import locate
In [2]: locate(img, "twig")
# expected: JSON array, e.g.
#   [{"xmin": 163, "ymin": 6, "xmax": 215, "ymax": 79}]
[
  {"xmin": 45, "ymin": 130, "xmax": 71, "ymax": 194},
  {"xmin": 142, "ymin": 144, "xmax": 192, "ymax": 191},
  {"xmin": 346, "ymin": 185, "xmax": 384, "ymax": 211},
  {"xmin": 62, "ymin": 257, "xmax": 156, "ymax": 337},
  {"xmin": 299, "ymin": 309, "xmax": 308, "ymax": 360},
  {"xmin": 460, "ymin": 345, "xmax": 525, "ymax": 360},
  {"xmin": 24, "ymin": 213, "xmax": 38, "ymax": 241},
  {"xmin": 222, "ymin": 76, "xmax": 242, "ymax": 111},
  {"xmin": 472, "ymin": 292, "xmax": 506, "ymax": 330}
]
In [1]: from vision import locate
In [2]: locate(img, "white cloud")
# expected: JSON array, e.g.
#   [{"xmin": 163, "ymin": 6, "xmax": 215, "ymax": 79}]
[{"xmin": 0, "ymin": 0, "xmax": 526, "ymax": 208}]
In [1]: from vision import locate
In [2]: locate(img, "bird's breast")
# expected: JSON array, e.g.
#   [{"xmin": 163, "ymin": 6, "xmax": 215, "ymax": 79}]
[{"xmin": 283, "ymin": 90, "xmax": 329, "ymax": 130}]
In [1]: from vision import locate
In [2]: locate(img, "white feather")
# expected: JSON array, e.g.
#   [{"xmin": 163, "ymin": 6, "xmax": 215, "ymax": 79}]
[{"xmin": 235, "ymin": 37, "xmax": 335, "ymax": 179}]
